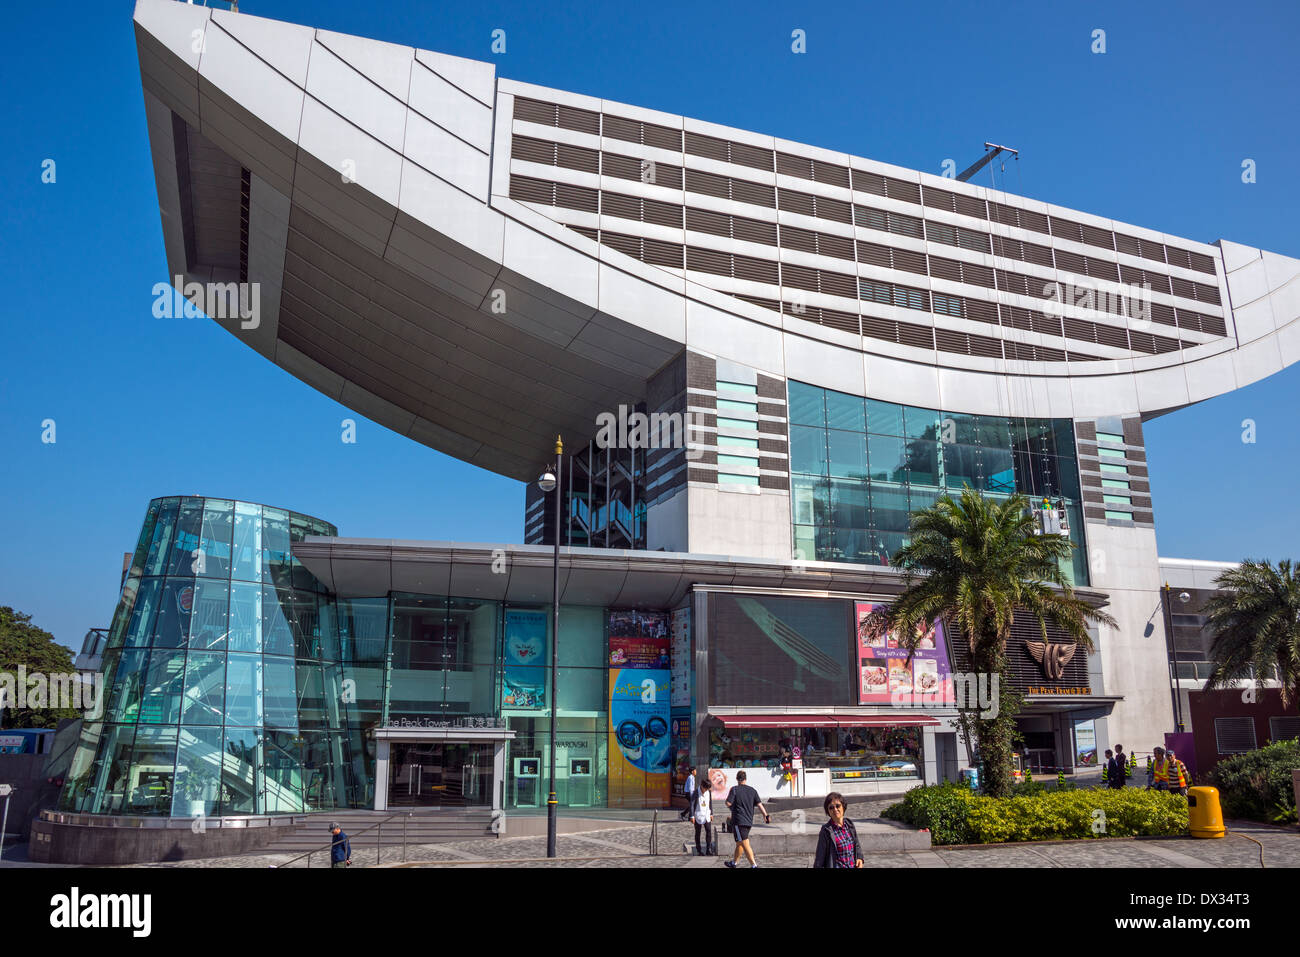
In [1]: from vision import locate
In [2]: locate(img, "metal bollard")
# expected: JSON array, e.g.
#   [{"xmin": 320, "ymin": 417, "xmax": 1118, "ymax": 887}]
[{"xmin": 403, "ymin": 814, "xmax": 409, "ymax": 862}]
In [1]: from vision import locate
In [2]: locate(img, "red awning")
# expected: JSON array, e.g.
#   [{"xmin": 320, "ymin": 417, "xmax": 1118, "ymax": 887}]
[{"xmin": 712, "ymin": 714, "xmax": 940, "ymax": 728}]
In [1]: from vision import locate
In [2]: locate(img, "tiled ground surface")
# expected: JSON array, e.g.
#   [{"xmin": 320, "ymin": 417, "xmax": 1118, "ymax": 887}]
[{"xmin": 112, "ymin": 805, "xmax": 1297, "ymax": 869}]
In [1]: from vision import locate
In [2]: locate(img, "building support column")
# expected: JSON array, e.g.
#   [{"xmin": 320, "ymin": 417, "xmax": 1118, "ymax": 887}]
[{"xmin": 374, "ymin": 739, "xmax": 390, "ymax": 811}]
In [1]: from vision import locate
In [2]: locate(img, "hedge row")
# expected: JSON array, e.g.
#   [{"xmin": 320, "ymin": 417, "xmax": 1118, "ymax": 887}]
[
  {"xmin": 1207, "ymin": 739, "xmax": 1300, "ymax": 823},
  {"xmin": 882, "ymin": 782, "xmax": 1188, "ymax": 845}
]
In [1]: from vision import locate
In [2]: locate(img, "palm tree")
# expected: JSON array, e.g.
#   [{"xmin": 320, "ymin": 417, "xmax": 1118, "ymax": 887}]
[
  {"xmin": 860, "ymin": 487, "xmax": 1115, "ymax": 797},
  {"xmin": 1202, "ymin": 559, "xmax": 1300, "ymax": 710}
]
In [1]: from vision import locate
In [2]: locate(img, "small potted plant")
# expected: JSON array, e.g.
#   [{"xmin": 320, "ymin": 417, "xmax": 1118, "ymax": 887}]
[{"xmin": 180, "ymin": 766, "xmax": 216, "ymax": 816}]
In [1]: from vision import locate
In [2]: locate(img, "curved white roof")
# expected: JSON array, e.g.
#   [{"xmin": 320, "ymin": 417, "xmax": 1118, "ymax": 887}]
[{"xmin": 133, "ymin": 0, "xmax": 1300, "ymax": 480}]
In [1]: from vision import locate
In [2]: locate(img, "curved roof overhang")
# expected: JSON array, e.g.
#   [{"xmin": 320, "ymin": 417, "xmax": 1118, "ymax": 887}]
[{"xmin": 133, "ymin": 0, "xmax": 1300, "ymax": 482}]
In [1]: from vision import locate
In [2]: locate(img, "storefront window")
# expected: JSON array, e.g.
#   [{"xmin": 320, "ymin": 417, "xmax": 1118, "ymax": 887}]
[{"xmin": 707, "ymin": 724, "xmax": 923, "ymax": 781}]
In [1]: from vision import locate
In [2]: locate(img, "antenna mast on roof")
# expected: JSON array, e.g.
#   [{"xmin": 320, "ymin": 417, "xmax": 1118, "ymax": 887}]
[{"xmin": 955, "ymin": 142, "xmax": 1019, "ymax": 183}]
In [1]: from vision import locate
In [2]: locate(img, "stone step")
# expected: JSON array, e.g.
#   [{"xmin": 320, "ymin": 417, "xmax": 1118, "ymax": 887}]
[{"xmin": 715, "ymin": 818, "xmax": 931, "ymax": 853}]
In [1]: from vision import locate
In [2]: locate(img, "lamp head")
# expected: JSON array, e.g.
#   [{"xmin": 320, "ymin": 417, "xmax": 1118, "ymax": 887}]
[{"xmin": 537, "ymin": 470, "xmax": 557, "ymax": 494}]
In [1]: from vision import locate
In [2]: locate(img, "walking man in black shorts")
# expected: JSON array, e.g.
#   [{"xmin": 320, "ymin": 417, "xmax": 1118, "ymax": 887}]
[{"xmin": 724, "ymin": 770, "xmax": 770, "ymax": 868}]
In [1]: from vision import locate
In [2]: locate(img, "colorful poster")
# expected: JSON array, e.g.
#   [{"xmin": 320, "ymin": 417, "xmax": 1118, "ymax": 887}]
[
  {"xmin": 502, "ymin": 608, "xmax": 547, "ymax": 709},
  {"xmin": 607, "ymin": 669, "xmax": 671, "ymax": 807},
  {"xmin": 855, "ymin": 602, "xmax": 954, "ymax": 705},
  {"xmin": 669, "ymin": 605, "xmax": 691, "ymax": 706},
  {"xmin": 607, "ymin": 609, "xmax": 670, "ymax": 668},
  {"xmin": 671, "ymin": 712, "xmax": 692, "ymax": 798},
  {"xmin": 1074, "ymin": 720, "xmax": 1097, "ymax": 766}
]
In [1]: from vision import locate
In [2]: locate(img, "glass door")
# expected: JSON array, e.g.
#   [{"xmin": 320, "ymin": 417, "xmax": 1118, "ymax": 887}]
[{"xmin": 388, "ymin": 742, "xmax": 495, "ymax": 807}]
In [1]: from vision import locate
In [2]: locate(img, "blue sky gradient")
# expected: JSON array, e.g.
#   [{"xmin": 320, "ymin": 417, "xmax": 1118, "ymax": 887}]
[{"xmin": 2, "ymin": 0, "xmax": 1297, "ymax": 649}]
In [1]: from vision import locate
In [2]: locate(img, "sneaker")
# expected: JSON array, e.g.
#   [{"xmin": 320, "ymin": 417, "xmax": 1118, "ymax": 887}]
[
  {"xmin": 724, "ymin": 860, "xmax": 737, "ymax": 868},
  {"xmin": 751, "ymin": 864, "xmax": 758, "ymax": 868}
]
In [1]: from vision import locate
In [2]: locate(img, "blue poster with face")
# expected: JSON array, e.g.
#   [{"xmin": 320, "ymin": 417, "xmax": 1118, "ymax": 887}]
[
  {"xmin": 608, "ymin": 669, "xmax": 671, "ymax": 805},
  {"xmin": 502, "ymin": 608, "xmax": 548, "ymax": 709}
]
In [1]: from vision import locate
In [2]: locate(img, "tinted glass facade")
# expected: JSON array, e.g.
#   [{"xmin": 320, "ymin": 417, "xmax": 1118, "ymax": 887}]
[
  {"xmin": 788, "ymin": 381, "xmax": 1089, "ymax": 585},
  {"xmin": 59, "ymin": 497, "xmax": 659, "ymax": 814},
  {"xmin": 59, "ymin": 497, "xmax": 352, "ymax": 817}
]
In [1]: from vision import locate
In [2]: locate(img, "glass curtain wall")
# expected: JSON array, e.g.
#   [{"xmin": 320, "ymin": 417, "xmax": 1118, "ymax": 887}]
[
  {"xmin": 789, "ymin": 382, "xmax": 1089, "ymax": 585},
  {"xmin": 58, "ymin": 496, "xmax": 354, "ymax": 816}
]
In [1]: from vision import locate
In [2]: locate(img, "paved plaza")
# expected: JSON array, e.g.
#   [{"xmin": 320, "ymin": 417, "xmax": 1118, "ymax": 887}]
[{"xmin": 89, "ymin": 801, "xmax": 1295, "ymax": 870}]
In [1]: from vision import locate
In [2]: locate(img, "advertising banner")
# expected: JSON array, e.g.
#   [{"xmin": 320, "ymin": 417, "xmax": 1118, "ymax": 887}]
[
  {"xmin": 502, "ymin": 608, "xmax": 547, "ymax": 709},
  {"xmin": 855, "ymin": 602, "xmax": 954, "ymax": 706},
  {"xmin": 1074, "ymin": 719, "xmax": 1097, "ymax": 766},
  {"xmin": 607, "ymin": 669, "xmax": 671, "ymax": 806},
  {"xmin": 670, "ymin": 605, "xmax": 691, "ymax": 707},
  {"xmin": 608, "ymin": 609, "xmax": 670, "ymax": 668},
  {"xmin": 671, "ymin": 711, "xmax": 692, "ymax": 798}
]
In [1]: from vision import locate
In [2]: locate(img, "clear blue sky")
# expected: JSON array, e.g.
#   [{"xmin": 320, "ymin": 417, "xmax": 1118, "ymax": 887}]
[{"xmin": 2, "ymin": 0, "xmax": 1297, "ymax": 650}]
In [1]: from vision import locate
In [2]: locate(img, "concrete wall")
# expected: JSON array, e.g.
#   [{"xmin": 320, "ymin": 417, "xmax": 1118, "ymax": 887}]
[
  {"xmin": 0, "ymin": 753, "xmax": 51, "ymax": 841},
  {"xmin": 1085, "ymin": 522, "xmax": 1175, "ymax": 752},
  {"xmin": 687, "ymin": 484, "xmax": 792, "ymax": 560},
  {"xmin": 28, "ymin": 816, "xmax": 298, "ymax": 865}
]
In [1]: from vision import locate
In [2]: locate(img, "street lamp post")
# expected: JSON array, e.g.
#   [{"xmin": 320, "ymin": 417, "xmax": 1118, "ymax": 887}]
[
  {"xmin": 537, "ymin": 436, "xmax": 564, "ymax": 859},
  {"xmin": 1162, "ymin": 582, "xmax": 1191, "ymax": 733}
]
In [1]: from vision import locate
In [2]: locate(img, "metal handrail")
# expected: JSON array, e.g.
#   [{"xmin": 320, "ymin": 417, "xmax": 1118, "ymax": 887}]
[{"xmin": 270, "ymin": 813, "xmax": 408, "ymax": 869}]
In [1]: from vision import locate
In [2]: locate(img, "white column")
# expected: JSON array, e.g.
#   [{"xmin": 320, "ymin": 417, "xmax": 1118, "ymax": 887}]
[
  {"xmin": 492, "ymin": 740, "xmax": 506, "ymax": 811},
  {"xmin": 374, "ymin": 739, "xmax": 390, "ymax": 811}
]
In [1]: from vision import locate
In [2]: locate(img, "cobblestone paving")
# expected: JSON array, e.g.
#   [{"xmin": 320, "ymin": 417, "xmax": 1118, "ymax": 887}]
[{"xmin": 121, "ymin": 811, "xmax": 1297, "ymax": 869}]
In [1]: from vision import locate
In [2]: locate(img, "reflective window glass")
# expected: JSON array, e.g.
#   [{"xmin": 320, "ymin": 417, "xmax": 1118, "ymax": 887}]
[
  {"xmin": 825, "ymin": 391, "xmax": 865, "ymax": 432},
  {"xmin": 188, "ymin": 578, "xmax": 228, "ymax": 651},
  {"xmin": 122, "ymin": 577, "xmax": 162, "ymax": 649},
  {"xmin": 787, "ymin": 381, "xmax": 826, "ymax": 427},
  {"xmin": 866, "ymin": 400, "xmax": 904, "ymax": 437},
  {"xmin": 263, "ymin": 656, "xmax": 299, "ymax": 730},
  {"xmin": 262, "ymin": 507, "xmax": 293, "ymax": 588},
  {"xmin": 827, "ymin": 429, "xmax": 867, "ymax": 479},
  {"xmin": 105, "ymin": 648, "xmax": 148, "ymax": 723},
  {"xmin": 166, "ymin": 499, "xmax": 205, "ymax": 577},
  {"xmin": 262, "ymin": 586, "xmax": 295, "ymax": 656},
  {"xmin": 869, "ymin": 483, "xmax": 911, "ymax": 532},
  {"xmin": 224, "ymin": 654, "xmax": 263, "ymax": 727},
  {"xmin": 866, "ymin": 435, "xmax": 906, "ymax": 483},
  {"xmin": 125, "ymin": 726, "xmax": 178, "ymax": 815},
  {"xmin": 829, "ymin": 479, "xmax": 868, "ymax": 528},
  {"xmin": 262, "ymin": 729, "xmax": 304, "ymax": 813},
  {"xmin": 231, "ymin": 502, "xmax": 263, "ymax": 583},
  {"xmin": 197, "ymin": 499, "xmax": 234, "ymax": 578},
  {"xmin": 903, "ymin": 406, "xmax": 940, "ymax": 439},
  {"xmin": 221, "ymin": 727, "xmax": 261, "ymax": 815},
  {"xmin": 789, "ymin": 425, "xmax": 829, "ymax": 476},
  {"xmin": 904, "ymin": 439, "xmax": 940, "ymax": 487},
  {"xmin": 179, "ymin": 651, "xmax": 225, "ymax": 726},
  {"xmin": 227, "ymin": 581, "xmax": 262, "ymax": 653},
  {"xmin": 137, "ymin": 650, "xmax": 186, "ymax": 724},
  {"xmin": 144, "ymin": 502, "xmax": 178, "ymax": 577},
  {"xmin": 790, "ymin": 475, "xmax": 828, "ymax": 527},
  {"xmin": 172, "ymin": 727, "xmax": 224, "ymax": 818},
  {"xmin": 152, "ymin": 579, "xmax": 195, "ymax": 649}
]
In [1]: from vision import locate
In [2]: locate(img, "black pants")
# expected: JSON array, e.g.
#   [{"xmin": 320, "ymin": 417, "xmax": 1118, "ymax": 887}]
[{"xmin": 694, "ymin": 820, "xmax": 715, "ymax": 854}]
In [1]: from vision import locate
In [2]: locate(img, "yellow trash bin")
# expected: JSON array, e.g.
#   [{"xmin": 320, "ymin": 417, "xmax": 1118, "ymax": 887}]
[{"xmin": 1186, "ymin": 786, "xmax": 1225, "ymax": 839}]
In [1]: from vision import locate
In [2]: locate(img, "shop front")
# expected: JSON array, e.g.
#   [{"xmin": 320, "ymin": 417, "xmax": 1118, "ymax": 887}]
[
  {"xmin": 704, "ymin": 714, "xmax": 944, "ymax": 800},
  {"xmin": 372, "ymin": 723, "xmax": 514, "ymax": 811}
]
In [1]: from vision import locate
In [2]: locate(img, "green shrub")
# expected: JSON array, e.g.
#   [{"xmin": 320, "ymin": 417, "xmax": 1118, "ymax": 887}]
[
  {"xmin": 964, "ymin": 789, "xmax": 1187, "ymax": 844},
  {"xmin": 1012, "ymin": 774, "xmax": 1046, "ymax": 797},
  {"xmin": 881, "ymin": 782, "xmax": 976, "ymax": 845},
  {"xmin": 884, "ymin": 784, "xmax": 1187, "ymax": 845},
  {"xmin": 1207, "ymin": 739, "xmax": 1300, "ymax": 823}
]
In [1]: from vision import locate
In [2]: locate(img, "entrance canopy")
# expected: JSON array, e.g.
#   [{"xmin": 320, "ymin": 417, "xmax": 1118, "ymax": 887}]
[{"xmin": 712, "ymin": 714, "xmax": 942, "ymax": 728}]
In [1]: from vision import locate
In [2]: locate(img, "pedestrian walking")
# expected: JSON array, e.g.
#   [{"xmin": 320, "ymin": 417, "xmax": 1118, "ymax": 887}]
[
  {"xmin": 680, "ymin": 765, "xmax": 697, "ymax": 821},
  {"xmin": 329, "ymin": 822, "xmax": 351, "ymax": 869},
  {"xmin": 1102, "ymin": 748, "xmax": 1114, "ymax": 788},
  {"xmin": 692, "ymin": 773, "xmax": 715, "ymax": 856},
  {"xmin": 1105, "ymin": 748, "xmax": 1124, "ymax": 790},
  {"xmin": 724, "ymin": 770, "xmax": 770, "ymax": 869},
  {"xmin": 1113, "ymin": 744, "xmax": 1128, "ymax": 787},
  {"xmin": 813, "ymin": 792, "xmax": 863, "ymax": 869}
]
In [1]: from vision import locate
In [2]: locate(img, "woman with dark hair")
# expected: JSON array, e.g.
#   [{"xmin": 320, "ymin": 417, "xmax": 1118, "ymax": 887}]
[{"xmin": 813, "ymin": 792, "xmax": 863, "ymax": 868}]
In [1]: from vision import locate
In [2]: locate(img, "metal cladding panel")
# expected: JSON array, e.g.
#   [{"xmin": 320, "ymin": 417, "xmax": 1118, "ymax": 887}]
[{"xmin": 132, "ymin": 0, "xmax": 1300, "ymax": 489}]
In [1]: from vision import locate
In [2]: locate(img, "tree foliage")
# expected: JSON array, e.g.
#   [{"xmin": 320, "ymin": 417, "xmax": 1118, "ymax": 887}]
[
  {"xmin": 860, "ymin": 488, "xmax": 1115, "ymax": 797},
  {"xmin": 0, "ymin": 606, "xmax": 79, "ymax": 728},
  {"xmin": 1201, "ymin": 559, "xmax": 1300, "ymax": 710}
]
